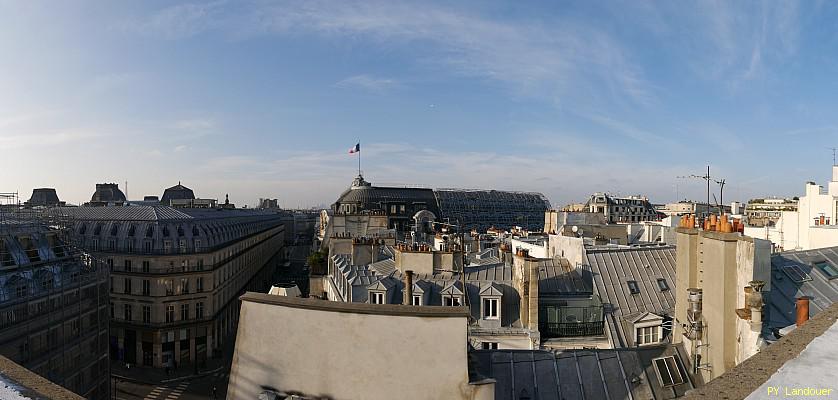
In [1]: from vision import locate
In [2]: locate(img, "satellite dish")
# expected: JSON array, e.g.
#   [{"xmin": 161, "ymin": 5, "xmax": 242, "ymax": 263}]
[{"xmin": 572, "ymin": 226, "xmax": 579, "ymax": 233}]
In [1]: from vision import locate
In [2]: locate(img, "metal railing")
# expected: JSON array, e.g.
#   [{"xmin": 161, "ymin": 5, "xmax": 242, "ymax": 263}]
[{"xmin": 540, "ymin": 321, "xmax": 604, "ymax": 338}]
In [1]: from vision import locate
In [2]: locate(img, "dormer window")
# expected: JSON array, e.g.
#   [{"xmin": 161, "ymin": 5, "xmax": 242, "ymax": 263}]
[
  {"xmin": 657, "ymin": 278, "xmax": 670, "ymax": 291},
  {"xmin": 627, "ymin": 280, "xmax": 640, "ymax": 295},
  {"xmin": 483, "ymin": 298, "xmax": 499, "ymax": 319},
  {"xmin": 412, "ymin": 295, "xmax": 422, "ymax": 306},
  {"xmin": 637, "ymin": 326, "xmax": 660, "ymax": 345},
  {"xmin": 479, "ymin": 282, "xmax": 503, "ymax": 321},
  {"xmin": 369, "ymin": 291, "xmax": 385, "ymax": 304},
  {"xmin": 443, "ymin": 295, "xmax": 462, "ymax": 306},
  {"xmin": 632, "ymin": 312, "xmax": 664, "ymax": 346}
]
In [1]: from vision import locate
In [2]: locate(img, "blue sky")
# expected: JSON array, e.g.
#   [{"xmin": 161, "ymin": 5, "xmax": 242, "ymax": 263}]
[{"xmin": 1, "ymin": 1, "xmax": 837, "ymax": 208}]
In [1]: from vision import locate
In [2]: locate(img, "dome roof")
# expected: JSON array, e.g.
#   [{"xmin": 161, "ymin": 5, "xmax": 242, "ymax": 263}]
[
  {"xmin": 161, "ymin": 182, "xmax": 196, "ymax": 204},
  {"xmin": 90, "ymin": 183, "xmax": 126, "ymax": 204},
  {"xmin": 28, "ymin": 188, "xmax": 60, "ymax": 206},
  {"xmin": 333, "ymin": 176, "xmax": 438, "ymax": 211}
]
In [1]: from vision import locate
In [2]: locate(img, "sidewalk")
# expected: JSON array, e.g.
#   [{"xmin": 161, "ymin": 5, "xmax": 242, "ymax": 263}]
[
  {"xmin": 112, "ymin": 336, "xmax": 237, "ymax": 386},
  {"xmin": 111, "ymin": 356, "xmax": 228, "ymax": 385}
]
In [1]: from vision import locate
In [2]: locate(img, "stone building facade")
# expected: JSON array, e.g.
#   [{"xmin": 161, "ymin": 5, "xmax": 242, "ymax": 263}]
[
  {"xmin": 0, "ymin": 220, "xmax": 109, "ymax": 399},
  {"xmin": 60, "ymin": 206, "xmax": 284, "ymax": 370}
]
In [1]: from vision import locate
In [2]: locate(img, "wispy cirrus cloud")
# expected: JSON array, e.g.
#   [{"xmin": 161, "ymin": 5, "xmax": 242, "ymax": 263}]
[
  {"xmin": 124, "ymin": 1, "xmax": 655, "ymax": 108},
  {"xmin": 335, "ymin": 74, "xmax": 400, "ymax": 93},
  {"xmin": 0, "ymin": 130, "xmax": 108, "ymax": 149}
]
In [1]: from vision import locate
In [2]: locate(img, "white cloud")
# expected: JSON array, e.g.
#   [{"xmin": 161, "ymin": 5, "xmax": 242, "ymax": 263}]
[
  {"xmin": 123, "ymin": 1, "xmax": 227, "ymax": 39},
  {"xmin": 172, "ymin": 118, "xmax": 215, "ymax": 131},
  {"xmin": 174, "ymin": 145, "xmax": 188, "ymax": 152},
  {"xmin": 335, "ymin": 74, "xmax": 400, "ymax": 93},
  {"xmin": 129, "ymin": 1, "xmax": 655, "ymax": 108},
  {"xmin": 0, "ymin": 130, "xmax": 107, "ymax": 149}
]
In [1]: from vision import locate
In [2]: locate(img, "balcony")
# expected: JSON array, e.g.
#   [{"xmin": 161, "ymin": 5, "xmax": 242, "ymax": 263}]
[
  {"xmin": 540, "ymin": 321, "xmax": 604, "ymax": 338},
  {"xmin": 540, "ymin": 304, "xmax": 604, "ymax": 338}
]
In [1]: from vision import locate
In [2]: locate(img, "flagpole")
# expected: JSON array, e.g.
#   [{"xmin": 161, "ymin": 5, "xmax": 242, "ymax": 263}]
[{"xmin": 358, "ymin": 140, "xmax": 361, "ymax": 176}]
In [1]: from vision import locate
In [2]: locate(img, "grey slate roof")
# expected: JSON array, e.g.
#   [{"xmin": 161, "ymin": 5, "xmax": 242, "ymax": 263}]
[
  {"xmin": 53, "ymin": 206, "xmax": 277, "ymax": 221},
  {"xmin": 586, "ymin": 245, "xmax": 677, "ymax": 348},
  {"xmin": 471, "ymin": 346, "xmax": 696, "ymax": 400},
  {"xmin": 769, "ymin": 246, "xmax": 838, "ymax": 327},
  {"xmin": 538, "ymin": 258, "xmax": 593, "ymax": 296}
]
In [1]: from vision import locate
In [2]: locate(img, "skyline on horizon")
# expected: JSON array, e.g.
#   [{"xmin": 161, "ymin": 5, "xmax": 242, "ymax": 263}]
[{"xmin": 4, "ymin": 1, "xmax": 838, "ymax": 208}]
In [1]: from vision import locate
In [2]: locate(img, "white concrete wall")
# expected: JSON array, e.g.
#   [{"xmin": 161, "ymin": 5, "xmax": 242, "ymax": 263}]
[
  {"xmin": 510, "ymin": 237, "xmax": 549, "ymax": 259},
  {"xmin": 228, "ymin": 295, "xmax": 494, "ymax": 400},
  {"xmin": 547, "ymin": 234, "xmax": 585, "ymax": 267},
  {"xmin": 744, "ymin": 210, "xmax": 800, "ymax": 251}
]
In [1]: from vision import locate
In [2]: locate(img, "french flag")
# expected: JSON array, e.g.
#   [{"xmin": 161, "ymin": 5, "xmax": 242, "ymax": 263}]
[{"xmin": 349, "ymin": 143, "xmax": 360, "ymax": 154}]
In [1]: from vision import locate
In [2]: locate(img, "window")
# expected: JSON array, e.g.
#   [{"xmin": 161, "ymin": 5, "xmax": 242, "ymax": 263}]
[
  {"xmin": 143, "ymin": 241, "xmax": 152, "ymax": 253},
  {"xmin": 815, "ymin": 262, "xmax": 838, "ymax": 280},
  {"xmin": 483, "ymin": 298, "xmax": 499, "ymax": 319},
  {"xmin": 124, "ymin": 259, "xmax": 132, "ymax": 272},
  {"xmin": 142, "ymin": 280, "xmax": 150, "ymax": 296},
  {"xmin": 196, "ymin": 258, "xmax": 204, "ymax": 270},
  {"xmin": 636, "ymin": 326, "xmax": 660, "ymax": 345},
  {"xmin": 627, "ymin": 280, "xmax": 640, "ymax": 295},
  {"xmin": 142, "ymin": 305, "xmax": 151, "ymax": 323},
  {"xmin": 142, "ymin": 261, "xmax": 150, "ymax": 273},
  {"xmin": 482, "ymin": 342, "xmax": 499, "ymax": 350},
  {"xmin": 370, "ymin": 292, "xmax": 385, "ymax": 304},
  {"xmin": 412, "ymin": 295, "xmax": 422, "ymax": 306},
  {"xmin": 444, "ymin": 296, "xmax": 462, "ymax": 306},
  {"xmin": 653, "ymin": 356, "xmax": 685, "ymax": 387},
  {"xmin": 181, "ymin": 304, "xmax": 189, "ymax": 320},
  {"xmin": 196, "ymin": 277, "xmax": 204, "ymax": 293},
  {"xmin": 123, "ymin": 304, "xmax": 132, "ymax": 322},
  {"xmin": 196, "ymin": 302, "xmax": 204, "ymax": 319},
  {"xmin": 783, "ymin": 264, "xmax": 812, "ymax": 282},
  {"xmin": 106, "ymin": 258, "xmax": 113, "ymax": 269},
  {"xmin": 165, "ymin": 305, "xmax": 175, "ymax": 323},
  {"xmin": 110, "ymin": 302, "xmax": 114, "ymax": 318},
  {"xmin": 181, "ymin": 278, "xmax": 189, "ymax": 294},
  {"xmin": 657, "ymin": 278, "xmax": 670, "ymax": 291},
  {"xmin": 163, "ymin": 241, "xmax": 172, "ymax": 254},
  {"xmin": 123, "ymin": 278, "xmax": 132, "ymax": 295}
]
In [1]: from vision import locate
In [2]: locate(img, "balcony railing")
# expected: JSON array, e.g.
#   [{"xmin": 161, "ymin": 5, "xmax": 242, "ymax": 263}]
[{"xmin": 540, "ymin": 321, "xmax": 604, "ymax": 338}]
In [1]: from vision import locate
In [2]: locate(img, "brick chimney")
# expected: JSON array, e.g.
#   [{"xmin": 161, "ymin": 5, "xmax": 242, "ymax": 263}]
[{"xmin": 404, "ymin": 270, "xmax": 414, "ymax": 305}]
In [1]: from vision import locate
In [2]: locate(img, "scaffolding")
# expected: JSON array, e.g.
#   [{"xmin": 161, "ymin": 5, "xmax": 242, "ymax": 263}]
[{"xmin": 0, "ymin": 193, "xmax": 110, "ymax": 399}]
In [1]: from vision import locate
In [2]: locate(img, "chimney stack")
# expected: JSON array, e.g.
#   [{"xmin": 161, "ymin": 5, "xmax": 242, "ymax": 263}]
[
  {"xmin": 796, "ymin": 297, "xmax": 810, "ymax": 326},
  {"xmin": 404, "ymin": 270, "xmax": 414, "ymax": 305}
]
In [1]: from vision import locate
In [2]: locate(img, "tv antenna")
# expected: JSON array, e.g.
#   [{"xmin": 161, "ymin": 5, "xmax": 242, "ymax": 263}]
[
  {"xmin": 677, "ymin": 165, "xmax": 727, "ymax": 219},
  {"xmin": 829, "ymin": 148, "xmax": 838, "ymax": 166}
]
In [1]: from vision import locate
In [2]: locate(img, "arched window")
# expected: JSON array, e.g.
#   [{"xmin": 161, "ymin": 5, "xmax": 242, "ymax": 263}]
[
  {"xmin": 110, "ymin": 224, "xmax": 119, "ymax": 236},
  {"xmin": 146, "ymin": 225, "xmax": 155, "ymax": 238}
]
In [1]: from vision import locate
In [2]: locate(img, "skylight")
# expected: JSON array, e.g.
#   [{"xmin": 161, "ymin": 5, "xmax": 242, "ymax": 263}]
[
  {"xmin": 627, "ymin": 280, "xmax": 640, "ymax": 295},
  {"xmin": 815, "ymin": 261, "xmax": 838, "ymax": 280},
  {"xmin": 653, "ymin": 356, "xmax": 685, "ymax": 387},
  {"xmin": 783, "ymin": 264, "xmax": 812, "ymax": 283},
  {"xmin": 657, "ymin": 278, "xmax": 669, "ymax": 291}
]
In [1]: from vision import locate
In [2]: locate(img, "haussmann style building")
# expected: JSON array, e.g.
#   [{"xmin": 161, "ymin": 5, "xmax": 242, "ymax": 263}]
[
  {"xmin": 56, "ymin": 205, "xmax": 285, "ymax": 370},
  {"xmin": 0, "ymin": 212, "xmax": 110, "ymax": 399}
]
